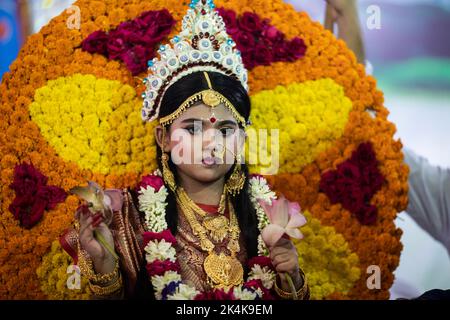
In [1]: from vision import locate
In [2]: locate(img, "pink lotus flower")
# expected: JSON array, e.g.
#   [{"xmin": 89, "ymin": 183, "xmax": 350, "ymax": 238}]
[{"xmin": 259, "ymin": 195, "xmax": 307, "ymax": 247}]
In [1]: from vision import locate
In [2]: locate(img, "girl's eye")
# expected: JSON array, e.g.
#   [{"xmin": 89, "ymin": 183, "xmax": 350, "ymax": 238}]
[
  {"xmin": 220, "ymin": 127, "xmax": 235, "ymax": 136},
  {"xmin": 186, "ymin": 126, "xmax": 202, "ymax": 135}
]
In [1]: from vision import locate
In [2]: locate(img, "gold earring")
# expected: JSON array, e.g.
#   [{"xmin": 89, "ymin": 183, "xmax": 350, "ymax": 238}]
[
  {"xmin": 225, "ymin": 151, "xmax": 245, "ymax": 196},
  {"xmin": 162, "ymin": 152, "xmax": 177, "ymax": 192}
]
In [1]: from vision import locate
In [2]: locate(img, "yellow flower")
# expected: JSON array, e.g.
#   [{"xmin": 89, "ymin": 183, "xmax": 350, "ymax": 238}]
[
  {"xmin": 294, "ymin": 211, "xmax": 361, "ymax": 299},
  {"xmin": 248, "ymin": 79, "xmax": 352, "ymax": 174}
]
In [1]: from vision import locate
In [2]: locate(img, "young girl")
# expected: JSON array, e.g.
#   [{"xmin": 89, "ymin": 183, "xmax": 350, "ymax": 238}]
[{"xmin": 62, "ymin": 0, "xmax": 308, "ymax": 300}]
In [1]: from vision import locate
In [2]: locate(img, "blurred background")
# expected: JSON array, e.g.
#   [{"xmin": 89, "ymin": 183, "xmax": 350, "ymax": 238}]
[{"xmin": 1, "ymin": 0, "xmax": 449, "ymax": 299}]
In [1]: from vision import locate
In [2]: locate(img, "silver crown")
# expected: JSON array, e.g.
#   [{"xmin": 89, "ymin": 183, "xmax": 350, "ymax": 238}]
[{"xmin": 141, "ymin": 0, "xmax": 248, "ymax": 122}]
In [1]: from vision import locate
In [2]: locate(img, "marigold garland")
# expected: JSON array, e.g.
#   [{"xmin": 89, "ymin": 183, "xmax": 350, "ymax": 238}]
[{"xmin": 0, "ymin": 0, "xmax": 407, "ymax": 299}]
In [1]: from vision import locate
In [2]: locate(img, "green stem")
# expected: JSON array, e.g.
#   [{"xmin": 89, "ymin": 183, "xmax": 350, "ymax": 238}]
[
  {"xmin": 94, "ymin": 230, "xmax": 119, "ymax": 260},
  {"xmin": 285, "ymin": 273, "xmax": 298, "ymax": 300}
]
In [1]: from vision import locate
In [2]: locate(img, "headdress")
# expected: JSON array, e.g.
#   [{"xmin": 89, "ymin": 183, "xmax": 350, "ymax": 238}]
[{"xmin": 141, "ymin": 0, "xmax": 249, "ymax": 127}]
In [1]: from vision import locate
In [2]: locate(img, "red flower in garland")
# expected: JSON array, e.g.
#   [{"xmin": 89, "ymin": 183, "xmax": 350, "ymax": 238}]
[
  {"xmin": 146, "ymin": 260, "xmax": 180, "ymax": 277},
  {"xmin": 81, "ymin": 9, "xmax": 176, "ymax": 75},
  {"xmin": 9, "ymin": 163, "xmax": 67, "ymax": 229},
  {"xmin": 244, "ymin": 279, "xmax": 275, "ymax": 300},
  {"xmin": 143, "ymin": 229, "xmax": 177, "ymax": 247},
  {"xmin": 248, "ymin": 256, "xmax": 275, "ymax": 271},
  {"xmin": 136, "ymin": 174, "xmax": 165, "ymax": 192},
  {"xmin": 194, "ymin": 288, "xmax": 236, "ymax": 300},
  {"xmin": 319, "ymin": 142, "xmax": 385, "ymax": 225}
]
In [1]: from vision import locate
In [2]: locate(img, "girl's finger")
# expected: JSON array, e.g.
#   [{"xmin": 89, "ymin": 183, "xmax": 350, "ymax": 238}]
[
  {"xmin": 92, "ymin": 216, "xmax": 104, "ymax": 228},
  {"xmin": 272, "ymin": 253, "xmax": 291, "ymax": 267}
]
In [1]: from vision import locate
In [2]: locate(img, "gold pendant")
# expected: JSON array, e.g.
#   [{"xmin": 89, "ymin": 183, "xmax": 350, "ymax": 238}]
[
  {"xmin": 203, "ymin": 252, "xmax": 243, "ymax": 289},
  {"xmin": 202, "ymin": 215, "xmax": 229, "ymax": 242},
  {"xmin": 202, "ymin": 90, "xmax": 221, "ymax": 107}
]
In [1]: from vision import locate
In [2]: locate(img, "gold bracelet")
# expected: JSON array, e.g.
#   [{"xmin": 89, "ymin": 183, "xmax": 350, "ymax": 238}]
[
  {"xmin": 274, "ymin": 270, "xmax": 310, "ymax": 300},
  {"xmin": 78, "ymin": 249, "xmax": 119, "ymax": 285},
  {"xmin": 89, "ymin": 273, "xmax": 123, "ymax": 296}
]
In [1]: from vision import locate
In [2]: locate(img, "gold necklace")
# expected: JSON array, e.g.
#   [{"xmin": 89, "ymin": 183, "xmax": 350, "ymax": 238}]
[
  {"xmin": 183, "ymin": 190, "xmax": 229, "ymax": 242},
  {"xmin": 176, "ymin": 187, "xmax": 243, "ymax": 289}
]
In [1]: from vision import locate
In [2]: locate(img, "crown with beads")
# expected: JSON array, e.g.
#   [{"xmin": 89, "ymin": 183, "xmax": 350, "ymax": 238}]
[{"xmin": 141, "ymin": 0, "xmax": 249, "ymax": 123}]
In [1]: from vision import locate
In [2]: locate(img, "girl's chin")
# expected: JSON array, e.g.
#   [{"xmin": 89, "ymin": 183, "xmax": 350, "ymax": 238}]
[{"xmin": 189, "ymin": 165, "xmax": 225, "ymax": 182}]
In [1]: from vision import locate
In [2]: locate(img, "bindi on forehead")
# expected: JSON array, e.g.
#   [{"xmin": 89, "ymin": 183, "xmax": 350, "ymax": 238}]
[{"xmin": 177, "ymin": 103, "xmax": 238, "ymax": 125}]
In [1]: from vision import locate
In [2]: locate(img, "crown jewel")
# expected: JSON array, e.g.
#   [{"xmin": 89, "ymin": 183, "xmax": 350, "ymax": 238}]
[{"xmin": 141, "ymin": 0, "xmax": 249, "ymax": 122}]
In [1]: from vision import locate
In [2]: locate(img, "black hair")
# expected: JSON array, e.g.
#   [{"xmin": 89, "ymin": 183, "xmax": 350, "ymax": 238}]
[{"xmin": 156, "ymin": 71, "xmax": 259, "ymax": 259}]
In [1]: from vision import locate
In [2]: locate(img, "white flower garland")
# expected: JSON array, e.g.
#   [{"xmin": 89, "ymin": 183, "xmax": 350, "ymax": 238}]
[{"xmin": 138, "ymin": 172, "xmax": 277, "ymax": 300}]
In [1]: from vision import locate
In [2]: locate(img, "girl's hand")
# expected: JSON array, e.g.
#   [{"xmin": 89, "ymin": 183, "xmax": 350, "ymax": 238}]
[
  {"xmin": 77, "ymin": 204, "xmax": 116, "ymax": 274},
  {"xmin": 268, "ymin": 237, "xmax": 303, "ymax": 290}
]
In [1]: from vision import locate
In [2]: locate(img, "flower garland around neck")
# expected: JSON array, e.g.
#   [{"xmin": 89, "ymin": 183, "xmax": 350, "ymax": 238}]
[{"xmin": 136, "ymin": 171, "xmax": 278, "ymax": 300}]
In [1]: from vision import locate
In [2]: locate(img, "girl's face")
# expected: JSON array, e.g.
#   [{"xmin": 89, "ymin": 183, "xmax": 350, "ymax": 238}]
[{"xmin": 155, "ymin": 103, "xmax": 246, "ymax": 184}]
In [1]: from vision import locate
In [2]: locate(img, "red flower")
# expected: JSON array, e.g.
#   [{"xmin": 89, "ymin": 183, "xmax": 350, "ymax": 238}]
[
  {"xmin": 247, "ymin": 256, "xmax": 275, "ymax": 271},
  {"xmin": 194, "ymin": 288, "xmax": 236, "ymax": 300},
  {"xmin": 217, "ymin": 8, "xmax": 307, "ymax": 70},
  {"xmin": 136, "ymin": 174, "xmax": 165, "ymax": 192},
  {"xmin": 319, "ymin": 142, "xmax": 385, "ymax": 225},
  {"xmin": 253, "ymin": 42, "xmax": 273, "ymax": 65},
  {"xmin": 143, "ymin": 229, "xmax": 177, "ymax": 247},
  {"xmin": 9, "ymin": 193, "xmax": 46, "ymax": 229},
  {"xmin": 106, "ymin": 28, "xmax": 130, "ymax": 60},
  {"xmin": 234, "ymin": 31, "xmax": 255, "ymax": 50},
  {"xmin": 81, "ymin": 10, "xmax": 176, "ymax": 75},
  {"xmin": 9, "ymin": 162, "xmax": 47, "ymax": 197},
  {"xmin": 238, "ymin": 12, "xmax": 263, "ymax": 34},
  {"xmin": 262, "ymin": 25, "xmax": 284, "ymax": 43},
  {"xmin": 120, "ymin": 45, "xmax": 150, "ymax": 76},
  {"xmin": 244, "ymin": 279, "xmax": 275, "ymax": 299},
  {"xmin": 287, "ymin": 37, "xmax": 307, "ymax": 61},
  {"xmin": 8, "ymin": 163, "xmax": 67, "ymax": 229},
  {"xmin": 146, "ymin": 259, "xmax": 180, "ymax": 277},
  {"xmin": 37, "ymin": 185, "xmax": 68, "ymax": 210},
  {"xmin": 81, "ymin": 30, "xmax": 108, "ymax": 56},
  {"xmin": 216, "ymin": 8, "xmax": 239, "ymax": 35}
]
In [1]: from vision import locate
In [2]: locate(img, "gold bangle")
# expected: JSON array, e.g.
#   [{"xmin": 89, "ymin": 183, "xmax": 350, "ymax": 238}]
[
  {"xmin": 274, "ymin": 270, "xmax": 310, "ymax": 300},
  {"xmin": 78, "ymin": 249, "xmax": 119, "ymax": 285},
  {"xmin": 89, "ymin": 273, "xmax": 123, "ymax": 296}
]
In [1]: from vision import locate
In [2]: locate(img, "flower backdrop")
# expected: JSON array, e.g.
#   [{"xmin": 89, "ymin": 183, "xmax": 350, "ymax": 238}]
[{"xmin": 0, "ymin": 0, "xmax": 408, "ymax": 299}]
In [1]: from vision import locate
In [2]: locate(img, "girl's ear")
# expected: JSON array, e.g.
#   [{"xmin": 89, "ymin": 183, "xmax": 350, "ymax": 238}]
[{"xmin": 154, "ymin": 125, "xmax": 171, "ymax": 153}]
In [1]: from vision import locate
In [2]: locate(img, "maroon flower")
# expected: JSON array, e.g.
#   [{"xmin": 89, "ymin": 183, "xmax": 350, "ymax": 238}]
[
  {"xmin": 9, "ymin": 162, "xmax": 47, "ymax": 197},
  {"xmin": 37, "ymin": 185, "xmax": 68, "ymax": 210},
  {"xmin": 136, "ymin": 174, "xmax": 165, "ymax": 192},
  {"xmin": 356, "ymin": 204, "xmax": 378, "ymax": 225},
  {"xmin": 273, "ymin": 42, "xmax": 290, "ymax": 61},
  {"xmin": 217, "ymin": 8, "xmax": 307, "ymax": 70},
  {"xmin": 143, "ymin": 229, "xmax": 177, "ymax": 247},
  {"xmin": 216, "ymin": 8, "xmax": 239, "ymax": 35},
  {"xmin": 244, "ymin": 279, "xmax": 275, "ymax": 299},
  {"xmin": 9, "ymin": 193, "xmax": 46, "ymax": 229},
  {"xmin": 120, "ymin": 45, "xmax": 151, "ymax": 76},
  {"xmin": 238, "ymin": 12, "xmax": 263, "ymax": 34},
  {"xmin": 106, "ymin": 28, "xmax": 129, "ymax": 60},
  {"xmin": 287, "ymin": 37, "xmax": 307, "ymax": 60},
  {"xmin": 194, "ymin": 288, "xmax": 236, "ymax": 300},
  {"xmin": 234, "ymin": 31, "xmax": 255, "ymax": 50},
  {"xmin": 146, "ymin": 259, "xmax": 180, "ymax": 277},
  {"xmin": 81, "ymin": 30, "xmax": 108, "ymax": 55},
  {"xmin": 253, "ymin": 43, "xmax": 273, "ymax": 65},
  {"xmin": 319, "ymin": 142, "xmax": 385, "ymax": 225},
  {"xmin": 262, "ymin": 25, "xmax": 284, "ymax": 44},
  {"xmin": 8, "ymin": 163, "xmax": 67, "ymax": 229},
  {"xmin": 81, "ymin": 10, "xmax": 176, "ymax": 75},
  {"xmin": 247, "ymin": 256, "xmax": 275, "ymax": 271}
]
